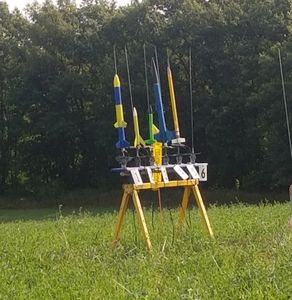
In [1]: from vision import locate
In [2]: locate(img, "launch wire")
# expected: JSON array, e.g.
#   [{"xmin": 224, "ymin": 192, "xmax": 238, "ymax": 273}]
[{"xmin": 278, "ymin": 48, "xmax": 292, "ymax": 161}]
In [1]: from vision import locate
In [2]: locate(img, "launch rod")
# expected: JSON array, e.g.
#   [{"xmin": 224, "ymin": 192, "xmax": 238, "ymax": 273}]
[
  {"xmin": 125, "ymin": 46, "xmax": 134, "ymax": 113},
  {"xmin": 114, "ymin": 45, "xmax": 118, "ymax": 74},
  {"xmin": 144, "ymin": 44, "xmax": 150, "ymax": 113},
  {"xmin": 278, "ymin": 48, "xmax": 292, "ymax": 161},
  {"xmin": 154, "ymin": 46, "xmax": 161, "ymax": 85},
  {"xmin": 189, "ymin": 47, "xmax": 194, "ymax": 154}
]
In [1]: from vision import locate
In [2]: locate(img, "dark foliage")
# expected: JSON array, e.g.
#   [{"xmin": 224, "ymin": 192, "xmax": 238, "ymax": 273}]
[{"xmin": 0, "ymin": 0, "xmax": 292, "ymax": 196}]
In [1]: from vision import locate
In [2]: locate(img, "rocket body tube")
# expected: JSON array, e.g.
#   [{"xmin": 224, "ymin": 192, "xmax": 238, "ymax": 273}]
[
  {"xmin": 153, "ymin": 83, "xmax": 175, "ymax": 143},
  {"xmin": 167, "ymin": 66, "xmax": 180, "ymax": 138},
  {"xmin": 114, "ymin": 75, "xmax": 127, "ymax": 128},
  {"xmin": 145, "ymin": 106, "xmax": 159, "ymax": 145},
  {"xmin": 167, "ymin": 65, "xmax": 185, "ymax": 145},
  {"xmin": 152, "ymin": 59, "xmax": 175, "ymax": 143},
  {"xmin": 113, "ymin": 74, "xmax": 129, "ymax": 149}
]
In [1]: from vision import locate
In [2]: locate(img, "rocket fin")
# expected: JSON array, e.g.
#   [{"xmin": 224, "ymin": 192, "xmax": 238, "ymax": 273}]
[
  {"xmin": 154, "ymin": 129, "xmax": 175, "ymax": 143},
  {"xmin": 152, "ymin": 124, "xmax": 159, "ymax": 134},
  {"xmin": 134, "ymin": 135, "xmax": 146, "ymax": 147},
  {"xmin": 166, "ymin": 130, "xmax": 176, "ymax": 141},
  {"xmin": 114, "ymin": 120, "xmax": 127, "ymax": 128},
  {"xmin": 116, "ymin": 139, "xmax": 129, "ymax": 149}
]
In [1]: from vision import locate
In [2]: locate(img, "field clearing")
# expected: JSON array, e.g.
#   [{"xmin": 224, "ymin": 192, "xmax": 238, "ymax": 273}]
[{"xmin": 0, "ymin": 203, "xmax": 292, "ymax": 299}]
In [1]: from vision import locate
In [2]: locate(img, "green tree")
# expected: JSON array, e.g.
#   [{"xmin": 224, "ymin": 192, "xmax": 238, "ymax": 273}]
[{"xmin": 0, "ymin": 3, "xmax": 28, "ymax": 192}]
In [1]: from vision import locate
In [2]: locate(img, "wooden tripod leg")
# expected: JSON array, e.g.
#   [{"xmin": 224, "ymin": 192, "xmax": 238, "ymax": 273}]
[
  {"xmin": 192, "ymin": 185, "xmax": 214, "ymax": 238},
  {"xmin": 132, "ymin": 190, "xmax": 152, "ymax": 251},
  {"xmin": 113, "ymin": 190, "xmax": 130, "ymax": 245},
  {"xmin": 177, "ymin": 187, "xmax": 191, "ymax": 228}
]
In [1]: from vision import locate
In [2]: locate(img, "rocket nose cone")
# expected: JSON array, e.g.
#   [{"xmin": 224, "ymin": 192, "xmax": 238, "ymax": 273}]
[
  {"xmin": 133, "ymin": 107, "xmax": 137, "ymax": 116},
  {"xmin": 114, "ymin": 74, "xmax": 120, "ymax": 87}
]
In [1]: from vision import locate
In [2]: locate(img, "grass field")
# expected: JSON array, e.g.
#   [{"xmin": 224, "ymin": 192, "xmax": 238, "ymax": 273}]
[{"xmin": 0, "ymin": 202, "xmax": 291, "ymax": 299}]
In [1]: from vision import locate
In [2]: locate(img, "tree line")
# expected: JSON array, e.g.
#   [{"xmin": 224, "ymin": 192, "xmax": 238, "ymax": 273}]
[{"xmin": 0, "ymin": 0, "xmax": 292, "ymax": 197}]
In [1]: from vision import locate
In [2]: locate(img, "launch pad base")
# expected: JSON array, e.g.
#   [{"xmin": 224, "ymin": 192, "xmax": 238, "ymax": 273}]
[{"xmin": 113, "ymin": 179, "xmax": 214, "ymax": 251}]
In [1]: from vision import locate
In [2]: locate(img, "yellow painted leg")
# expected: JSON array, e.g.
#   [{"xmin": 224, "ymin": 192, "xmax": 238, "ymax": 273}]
[
  {"xmin": 113, "ymin": 190, "xmax": 131, "ymax": 245},
  {"xmin": 132, "ymin": 190, "xmax": 152, "ymax": 251},
  {"xmin": 192, "ymin": 185, "xmax": 214, "ymax": 238},
  {"xmin": 177, "ymin": 187, "xmax": 191, "ymax": 227}
]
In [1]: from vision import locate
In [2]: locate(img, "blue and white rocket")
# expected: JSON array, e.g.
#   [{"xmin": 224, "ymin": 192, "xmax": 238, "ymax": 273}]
[{"xmin": 152, "ymin": 59, "xmax": 175, "ymax": 143}]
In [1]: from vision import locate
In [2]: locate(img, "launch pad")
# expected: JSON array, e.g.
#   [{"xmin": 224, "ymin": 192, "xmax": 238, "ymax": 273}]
[
  {"xmin": 112, "ymin": 162, "xmax": 213, "ymax": 251},
  {"xmin": 111, "ymin": 46, "xmax": 214, "ymax": 250}
]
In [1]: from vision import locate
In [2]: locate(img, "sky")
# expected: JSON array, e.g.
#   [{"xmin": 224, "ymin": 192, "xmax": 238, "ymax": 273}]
[{"xmin": 5, "ymin": 0, "xmax": 131, "ymax": 11}]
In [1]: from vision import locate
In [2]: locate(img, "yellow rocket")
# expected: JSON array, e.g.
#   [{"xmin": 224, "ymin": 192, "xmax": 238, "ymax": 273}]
[
  {"xmin": 133, "ymin": 107, "xmax": 145, "ymax": 147},
  {"xmin": 167, "ymin": 62, "xmax": 185, "ymax": 145}
]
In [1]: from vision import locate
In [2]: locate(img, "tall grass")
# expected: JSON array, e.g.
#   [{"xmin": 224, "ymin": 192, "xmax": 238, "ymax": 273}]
[{"xmin": 0, "ymin": 203, "xmax": 291, "ymax": 299}]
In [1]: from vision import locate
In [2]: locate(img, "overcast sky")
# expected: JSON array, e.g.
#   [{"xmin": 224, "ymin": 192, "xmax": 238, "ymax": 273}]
[{"xmin": 5, "ymin": 0, "xmax": 131, "ymax": 11}]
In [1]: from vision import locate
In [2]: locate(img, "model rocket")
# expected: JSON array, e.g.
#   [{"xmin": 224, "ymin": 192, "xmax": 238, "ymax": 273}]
[
  {"xmin": 167, "ymin": 60, "xmax": 185, "ymax": 145},
  {"xmin": 145, "ymin": 106, "xmax": 159, "ymax": 145},
  {"xmin": 152, "ymin": 59, "xmax": 175, "ymax": 143},
  {"xmin": 133, "ymin": 107, "xmax": 145, "ymax": 147},
  {"xmin": 113, "ymin": 74, "xmax": 129, "ymax": 149}
]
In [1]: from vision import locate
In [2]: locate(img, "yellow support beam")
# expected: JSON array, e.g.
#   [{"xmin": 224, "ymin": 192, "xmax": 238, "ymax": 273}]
[
  {"xmin": 177, "ymin": 187, "xmax": 191, "ymax": 227},
  {"xmin": 113, "ymin": 190, "xmax": 130, "ymax": 244},
  {"xmin": 123, "ymin": 179, "xmax": 199, "ymax": 192},
  {"xmin": 132, "ymin": 190, "xmax": 152, "ymax": 251},
  {"xmin": 192, "ymin": 185, "xmax": 214, "ymax": 238}
]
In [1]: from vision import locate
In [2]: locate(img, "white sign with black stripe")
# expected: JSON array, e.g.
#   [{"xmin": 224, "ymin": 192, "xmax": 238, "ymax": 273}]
[
  {"xmin": 127, "ymin": 163, "xmax": 208, "ymax": 184},
  {"xmin": 161, "ymin": 166, "xmax": 169, "ymax": 183},
  {"xmin": 174, "ymin": 165, "xmax": 189, "ymax": 180},
  {"xmin": 186, "ymin": 164, "xmax": 200, "ymax": 179},
  {"xmin": 130, "ymin": 168, "xmax": 143, "ymax": 185},
  {"xmin": 146, "ymin": 167, "xmax": 154, "ymax": 184}
]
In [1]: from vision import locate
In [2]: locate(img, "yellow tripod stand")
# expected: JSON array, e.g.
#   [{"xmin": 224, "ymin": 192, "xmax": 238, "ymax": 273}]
[{"xmin": 113, "ymin": 179, "xmax": 214, "ymax": 251}]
